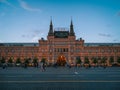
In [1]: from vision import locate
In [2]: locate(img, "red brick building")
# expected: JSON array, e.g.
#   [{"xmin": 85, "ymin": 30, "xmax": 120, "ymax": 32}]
[{"xmin": 0, "ymin": 20, "xmax": 120, "ymax": 66}]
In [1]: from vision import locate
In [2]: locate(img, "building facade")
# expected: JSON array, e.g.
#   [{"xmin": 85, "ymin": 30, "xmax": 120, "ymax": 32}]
[{"xmin": 0, "ymin": 20, "xmax": 120, "ymax": 66}]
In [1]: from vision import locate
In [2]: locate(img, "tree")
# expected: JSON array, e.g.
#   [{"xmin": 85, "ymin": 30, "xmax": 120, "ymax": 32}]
[
  {"xmin": 101, "ymin": 57, "xmax": 107, "ymax": 64},
  {"xmin": 117, "ymin": 57, "xmax": 120, "ymax": 64},
  {"xmin": 33, "ymin": 57, "xmax": 38, "ymax": 67},
  {"xmin": 23, "ymin": 58, "xmax": 29, "ymax": 68},
  {"xmin": 8, "ymin": 57, "xmax": 13, "ymax": 66},
  {"xmin": 41, "ymin": 58, "xmax": 46, "ymax": 64},
  {"xmin": 109, "ymin": 56, "xmax": 114, "ymax": 64},
  {"xmin": 0, "ymin": 57, "xmax": 5, "ymax": 63},
  {"xmin": 92, "ymin": 57, "xmax": 98, "ymax": 64},
  {"xmin": 24, "ymin": 58, "xmax": 29, "ymax": 64},
  {"xmin": 33, "ymin": 57, "xmax": 38, "ymax": 64},
  {"xmin": 76, "ymin": 57, "xmax": 81, "ymax": 64},
  {"xmin": 84, "ymin": 57, "xmax": 89, "ymax": 64},
  {"xmin": 101, "ymin": 57, "xmax": 107, "ymax": 67},
  {"xmin": 16, "ymin": 58, "xmax": 21, "ymax": 66},
  {"xmin": 16, "ymin": 58, "xmax": 21, "ymax": 64}
]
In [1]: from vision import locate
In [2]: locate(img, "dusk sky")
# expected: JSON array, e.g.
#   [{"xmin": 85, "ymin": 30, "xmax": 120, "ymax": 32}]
[{"xmin": 0, "ymin": 0, "xmax": 120, "ymax": 43}]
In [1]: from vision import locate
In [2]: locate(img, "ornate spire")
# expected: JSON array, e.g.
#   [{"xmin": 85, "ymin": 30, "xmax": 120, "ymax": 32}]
[
  {"xmin": 69, "ymin": 19, "xmax": 75, "ymax": 36},
  {"xmin": 48, "ymin": 17, "xmax": 54, "ymax": 36}
]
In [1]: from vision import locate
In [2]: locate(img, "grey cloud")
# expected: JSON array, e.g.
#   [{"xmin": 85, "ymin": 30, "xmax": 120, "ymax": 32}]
[
  {"xmin": 21, "ymin": 34, "xmax": 30, "ymax": 38},
  {"xmin": 21, "ymin": 34, "xmax": 35, "ymax": 38},
  {"xmin": 0, "ymin": 0, "xmax": 16, "ymax": 8},
  {"xmin": 21, "ymin": 29, "xmax": 45, "ymax": 42},
  {"xmin": 18, "ymin": 0, "xmax": 41, "ymax": 12},
  {"xmin": 113, "ymin": 39, "xmax": 119, "ymax": 42},
  {"xmin": 33, "ymin": 30, "xmax": 41, "ymax": 35},
  {"xmin": 98, "ymin": 33, "xmax": 112, "ymax": 37}
]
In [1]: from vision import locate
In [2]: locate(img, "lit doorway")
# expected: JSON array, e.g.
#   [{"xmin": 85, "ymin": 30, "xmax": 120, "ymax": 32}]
[{"xmin": 57, "ymin": 55, "xmax": 66, "ymax": 66}]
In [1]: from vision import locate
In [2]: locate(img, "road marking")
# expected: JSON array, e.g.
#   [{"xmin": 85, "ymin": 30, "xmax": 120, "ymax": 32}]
[
  {"xmin": 74, "ymin": 72, "xmax": 79, "ymax": 74},
  {"xmin": 0, "ymin": 80, "xmax": 120, "ymax": 83},
  {"xmin": 0, "ymin": 74, "xmax": 84, "ymax": 78},
  {"xmin": 108, "ymin": 75, "xmax": 120, "ymax": 77}
]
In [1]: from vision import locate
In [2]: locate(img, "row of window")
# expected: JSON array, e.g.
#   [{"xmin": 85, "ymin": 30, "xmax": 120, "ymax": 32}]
[
  {"xmin": 0, "ymin": 48, "xmax": 120, "ymax": 53},
  {"xmin": 0, "ymin": 49, "xmax": 38, "ymax": 53},
  {"xmin": 54, "ymin": 48, "xmax": 68, "ymax": 52},
  {"xmin": 76, "ymin": 49, "xmax": 120, "ymax": 53}
]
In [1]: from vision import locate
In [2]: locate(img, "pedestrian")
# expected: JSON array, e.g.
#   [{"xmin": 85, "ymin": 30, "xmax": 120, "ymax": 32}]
[
  {"xmin": 2, "ymin": 63, "xmax": 5, "ymax": 69},
  {"xmin": 53, "ymin": 63, "xmax": 57, "ymax": 68},
  {"xmin": 43, "ymin": 63, "xmax": 46, "ymax": 71},
  {"xmin": 68, "ymin": 64, "xmax": 71, "ymax": 68},
  {"xmin": 40, "ymin": 62, "xmax": 44, "ymax": 71},
  {"xmin": 24, "ymin": 63, "xmax": 27, "ymax": 68},
  {"xmin": 36, "ymin": 62, "xmax": 38, "ymax": 68}
]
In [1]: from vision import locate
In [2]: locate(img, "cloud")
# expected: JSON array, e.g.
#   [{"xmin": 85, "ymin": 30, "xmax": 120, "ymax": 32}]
[
  {"xmin": 113, "ymin": 39, "xmax": 119, "ymax": 42},
  {"xmin": 31, "ymin": 32, "xmax": 45, "ymax": 42},
  {"xmin": 21, "ymin": 30, "xmax": 41, "ymax": 38},
  {"xmin": 31, "ymin": 36, "xmax": 40, "ymax": 42},
  {"xmin": 21, "ymin": 30, "xmax": 45, "ymax": 42},
  {"xmin": 0, "ymin": 0, "xmax": 16, "ymax": 8},
  {"xmin": 21, "ymin": 34, "xmax": 26, "ymax": 38},
  {"xmin": 33, "ymin": 30, "xmax": 41, "ymax": 35},
  {"xmin": 98, "ymin": 33, "xmax": 112, "ymax": 37},
  {"xmin": 18, "ymin": 0, "xmax": 41, "ymax": 12},
  {"xmin": 21, "ymin": 34, "xmax": 34, "ymax": 38}
]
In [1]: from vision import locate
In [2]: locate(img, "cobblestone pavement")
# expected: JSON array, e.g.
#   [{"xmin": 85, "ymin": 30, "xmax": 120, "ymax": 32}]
[{"xmin": 0, "ymin": 67, "xmax": 120, "ymax": 90}]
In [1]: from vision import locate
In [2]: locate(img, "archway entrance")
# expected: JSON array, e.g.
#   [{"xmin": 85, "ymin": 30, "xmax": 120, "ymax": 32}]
[{"xmin": 57, "ymin": 55, "xmax": 66, "ymax": 66}]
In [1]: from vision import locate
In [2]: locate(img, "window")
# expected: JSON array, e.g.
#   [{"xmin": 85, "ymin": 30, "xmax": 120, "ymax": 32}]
[{"xmin": 63, "ymin": 48, "xmax": 65, "ymax": 52}]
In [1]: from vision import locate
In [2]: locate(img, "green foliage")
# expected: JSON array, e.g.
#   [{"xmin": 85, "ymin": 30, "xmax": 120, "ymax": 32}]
[
  {"xmin": 92, "ymin": 57, "xmax": 98, "ymax": 64},
  {"xmin": 76, "ymin": 57, "xmax": 81, "ymax": 64},
  {"xmin": 16, "ymin": 58, "xmax": 21, "ymax": 63},
  {"xmin": 84, "ymin": 57, "xmax": 89, "ymax": 64},
  {"xmin": 101, "ymin": 57, "xmax": 107, "ymax": 63},
  {"xmin": 24, "ymin": 58, "xmax": 29, "ymax": 64},
  {"xmin": 0, "ymin": 57, "xmax": 5, "ymax": 63},
  {"xmin": 33, "ymin": 57, "xmax": 38, "ymax": 63},
  {"xmin": 117, "ymin": 57, "xmax": 120, "ymax": 63},
  {"xmin": 41, "ymin": 58, "xmax": 46, "ymax": 63},
  {"xmin": 109, "ymin": 56, "xmax": 114, "ymax": 64}
]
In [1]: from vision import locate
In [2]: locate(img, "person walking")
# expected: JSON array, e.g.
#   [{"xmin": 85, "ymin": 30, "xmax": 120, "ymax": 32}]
[
  {"xmin": 2, "ymin": 63, "xmax": 6, "ymax": 69},
  {"xmin": 43, "ymin": 63, "xmax": 46, "ymax": 71},
  {"xmin": 40, "ymin": 62, "xmax": 44, "ymax": 72}
]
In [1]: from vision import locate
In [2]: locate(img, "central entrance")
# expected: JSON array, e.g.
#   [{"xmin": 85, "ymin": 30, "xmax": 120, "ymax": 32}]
[{"xmin": 57, "ymin": 55, "xmax": 66, "ymax": 66}]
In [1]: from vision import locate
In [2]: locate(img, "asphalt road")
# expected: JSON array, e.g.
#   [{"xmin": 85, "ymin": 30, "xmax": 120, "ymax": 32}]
[{"xmin": 0, "ymin": 67, "xmax": 120, "ymax": 90}]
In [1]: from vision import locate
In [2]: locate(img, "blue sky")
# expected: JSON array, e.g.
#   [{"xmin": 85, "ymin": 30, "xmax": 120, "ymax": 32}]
[{"xmin": 0, "ymin": 0, "xmax": 120, "ymax": 43}]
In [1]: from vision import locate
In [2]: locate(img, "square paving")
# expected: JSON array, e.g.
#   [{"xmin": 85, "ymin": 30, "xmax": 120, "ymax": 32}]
[{"xmin": 0, "ymin": 67, "xmax": 120, "ymax": 90}]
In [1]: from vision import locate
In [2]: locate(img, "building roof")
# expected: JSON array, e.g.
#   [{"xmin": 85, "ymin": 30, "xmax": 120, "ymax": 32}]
[
  {"xmin": 84, "ymin": 43, "xmax": 120, "ymax": 46},
  {"xmin": 54, "ymin": 31, "xmax": 69, "ymax": 38},
  {"xmin": 0, "ymin": 42, "xmax": 120, "ymax": 46},
  {"xmin": 0, "ymin": 43, "xmax": 39, "ymax": 46}
]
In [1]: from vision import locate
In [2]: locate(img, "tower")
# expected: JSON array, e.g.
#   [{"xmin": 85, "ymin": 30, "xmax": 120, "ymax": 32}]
[
  {"xmin": 69, "ymin": 19, "xmax": 75, "ymax": 36},
  {"xmin": 48, "ymin": 19, "xmax": 54, "ymax": 36}
]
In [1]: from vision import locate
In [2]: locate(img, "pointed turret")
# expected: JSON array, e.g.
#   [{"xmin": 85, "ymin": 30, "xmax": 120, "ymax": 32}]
[
  {"xmin": 69, "ymin": 19, "xmax": 75, "ymax": 36},
  {"xmin": 48, "ymin": 18, "xmax": 54, "ymax": 36}
]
